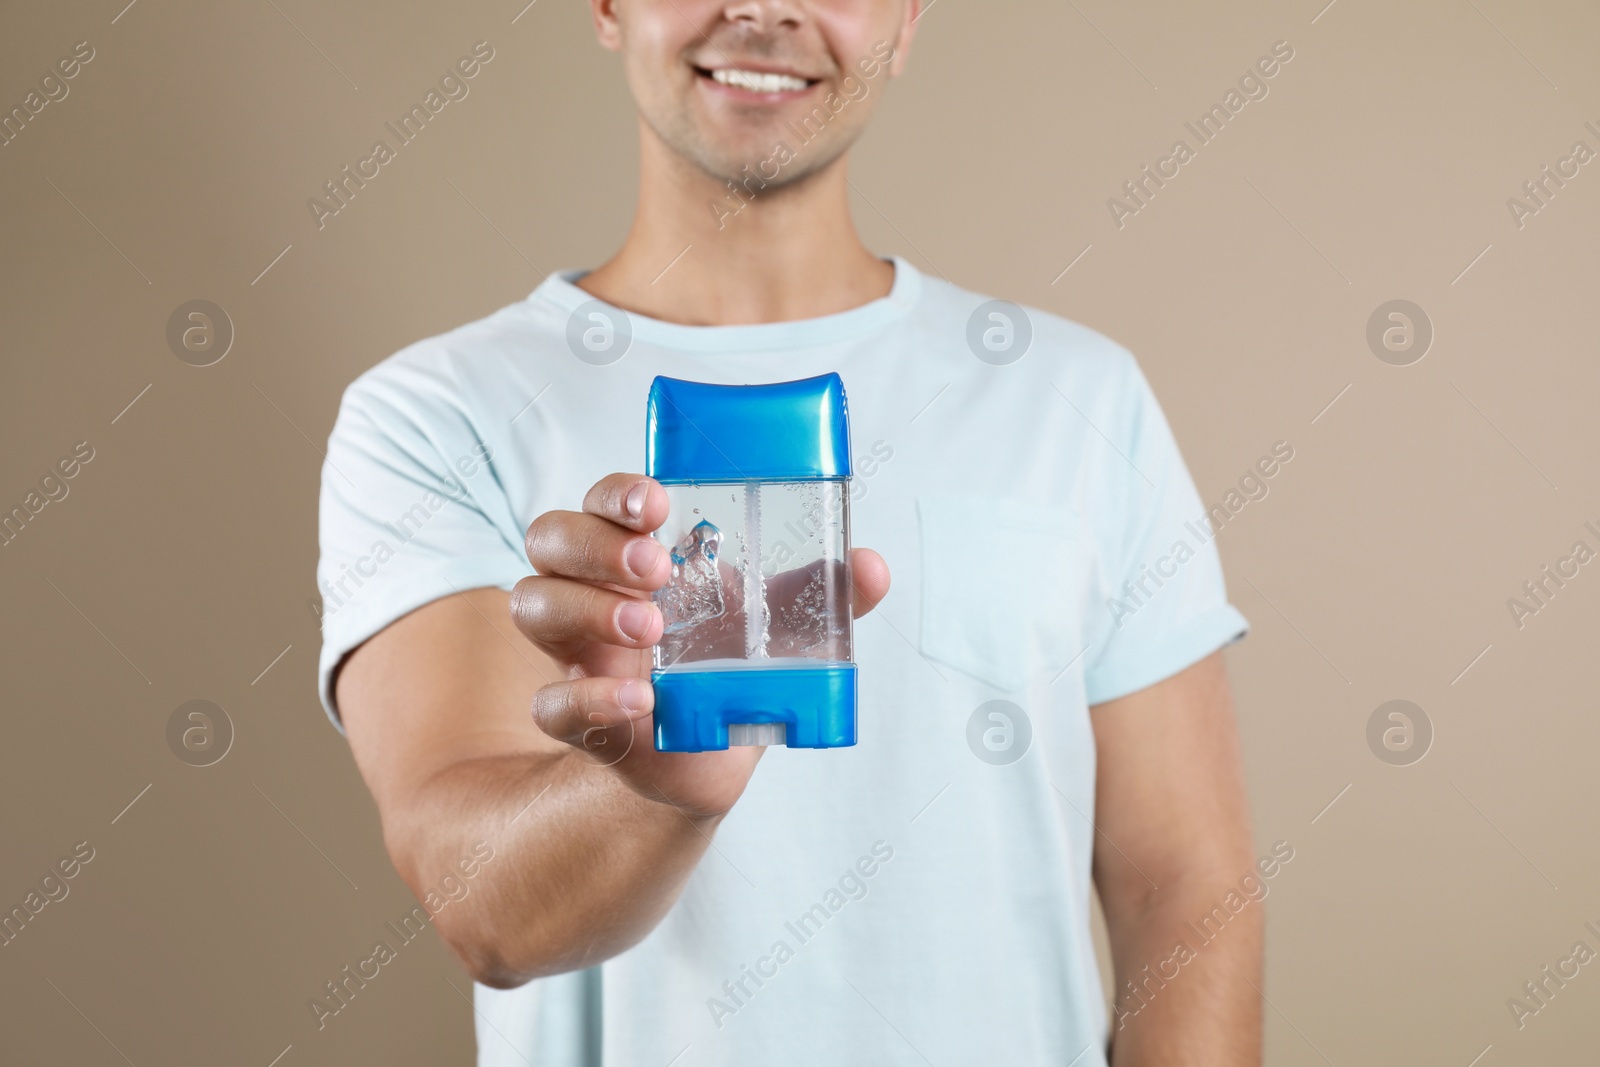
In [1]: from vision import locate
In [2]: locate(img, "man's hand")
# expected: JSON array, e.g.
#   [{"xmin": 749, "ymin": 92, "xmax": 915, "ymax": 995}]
[
  {"xmin": 511, "ymin": 472, "xmax": 888, "ymax": 817},
  {"xmin": 336, "ymin": 471, "xmax": 888, "ymax": 986}
]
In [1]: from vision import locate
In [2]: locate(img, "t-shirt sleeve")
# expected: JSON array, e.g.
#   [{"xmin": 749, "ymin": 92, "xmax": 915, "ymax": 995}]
[
  {"xmin": 1081, "ymin": 354, "xmax": 1249, "ymax": 706},
  {"xmin": 315, "ymin": 364, "xmax": 528, "ymax": 732}
]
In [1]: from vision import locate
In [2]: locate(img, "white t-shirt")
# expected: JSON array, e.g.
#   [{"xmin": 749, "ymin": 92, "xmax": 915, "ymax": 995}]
[{"xmin": 317, "ymin": 256, "xmax": 1248, "ymax": 1067}]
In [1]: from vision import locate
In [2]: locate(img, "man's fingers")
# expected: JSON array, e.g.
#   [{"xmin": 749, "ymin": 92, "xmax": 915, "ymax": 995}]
[
  {"xmin": 850, "ymin": 548, "xmax": 890, "ymax": 618},
  {"xmin": 531, "ymin": 675, "xmax": 654, "ymax": 749},
  {"xmin": 524, "ymin": 510, "xmax": 671, "ymax": 590},
  {"xmin": 511, "ymin": 574, "xmax": 663, "ymax": 648},
  {"xmin": 751, "ymin": 550, "xmax": 891, "ymax": 621},
  {"xmin": 583, "ymin": 473, "xmax": 668, "ymax": 533}
]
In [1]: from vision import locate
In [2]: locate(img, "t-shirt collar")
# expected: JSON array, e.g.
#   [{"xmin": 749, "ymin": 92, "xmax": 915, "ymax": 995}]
[{"xmin": 528, "ymin": 255, "xmax": 922, "ymax": 352}]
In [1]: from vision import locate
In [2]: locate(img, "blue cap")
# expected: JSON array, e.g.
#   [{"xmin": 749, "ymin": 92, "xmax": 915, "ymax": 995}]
[{"xmin": 646, "ymin": 373, "xmax": 851, "ymax": 484}]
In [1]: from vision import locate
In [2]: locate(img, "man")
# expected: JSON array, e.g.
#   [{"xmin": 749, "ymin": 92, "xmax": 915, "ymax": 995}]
[{"xmin": 317, "ymin": 1, "xmax": 1263, "ymax": 1063}]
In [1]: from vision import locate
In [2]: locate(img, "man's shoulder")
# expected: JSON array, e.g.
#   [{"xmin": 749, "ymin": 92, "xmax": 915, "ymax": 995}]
[
  {"xmin": 336, "ymin": 294, "xmax": 552, "ymax": 422},
  {"xmin": 913, "ymin": 271, "xmax": 1139, "ymax": 383}
]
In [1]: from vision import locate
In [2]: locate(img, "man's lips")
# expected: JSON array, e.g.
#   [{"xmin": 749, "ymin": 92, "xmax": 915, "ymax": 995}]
[{"xmin": 693, "ymin": 64, "xmax": 822, "ymax": 99}]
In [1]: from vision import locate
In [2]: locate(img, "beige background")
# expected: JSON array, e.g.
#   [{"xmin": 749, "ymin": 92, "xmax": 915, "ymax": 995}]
[{"xmin": 3, "ymin": 0, "xmax": 1598, "ymax": 1063}]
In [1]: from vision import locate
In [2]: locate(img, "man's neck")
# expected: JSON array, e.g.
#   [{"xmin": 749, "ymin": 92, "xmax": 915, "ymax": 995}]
[{"xmin": 576, "ymin": 121, "xmax": 893, "ymax": 326}]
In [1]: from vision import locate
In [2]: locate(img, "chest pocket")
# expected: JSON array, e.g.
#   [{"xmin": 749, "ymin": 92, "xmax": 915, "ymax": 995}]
[{"xmin": 917, "ymin": 493, "xmax": 1096, "ymax": 693}]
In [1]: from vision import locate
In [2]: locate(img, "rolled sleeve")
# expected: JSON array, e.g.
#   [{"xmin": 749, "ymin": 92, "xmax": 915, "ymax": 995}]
[
  {"xmin": 1082, "ymin": 357, "xmax": 1248, "ymax": 706},
  {"xmin": 315, "ymin": 368, "xmax": 527, "ymax": 731}
]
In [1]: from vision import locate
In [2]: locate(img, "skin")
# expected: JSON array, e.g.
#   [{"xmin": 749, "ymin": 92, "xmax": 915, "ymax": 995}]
[
  {"xmin": 337, "ymin": 1, "xmax": 1262, "ymax": 1061},
  {"xmin": 1092, "ymin": 654, "xmax": 1263, "ymax": 1064}
]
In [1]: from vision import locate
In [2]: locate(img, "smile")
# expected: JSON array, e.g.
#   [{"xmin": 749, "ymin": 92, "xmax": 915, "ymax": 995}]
[{"xmin": 695, "ymin": 66, "xmax": 819, "ymax": 95}]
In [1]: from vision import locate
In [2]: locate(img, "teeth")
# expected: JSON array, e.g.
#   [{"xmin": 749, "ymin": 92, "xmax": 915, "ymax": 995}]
[{"xmin": 711, "ymin": 68, "xmax": 809, "ymax": 93}]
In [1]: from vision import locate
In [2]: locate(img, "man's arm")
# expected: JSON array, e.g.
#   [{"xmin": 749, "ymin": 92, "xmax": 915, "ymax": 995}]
[
  {"xmin": 336, "ymin": 585, "xmax": 719, "ymax": 987},
  {"xmin": 1090, "ymin": 650, "xmax": 1264, "ymax": 1065},
  {"xmin": 335, "ymin": 473, "xmax": 890, "ymax": 988}
]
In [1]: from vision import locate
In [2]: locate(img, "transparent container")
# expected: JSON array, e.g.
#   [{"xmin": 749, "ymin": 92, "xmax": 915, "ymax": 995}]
[{"xmin": 646, "ymin": 375, "xmax": 857, "ymax": 751}]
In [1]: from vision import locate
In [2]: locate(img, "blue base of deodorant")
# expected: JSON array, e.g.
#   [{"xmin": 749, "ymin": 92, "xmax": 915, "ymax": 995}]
[{"xmin": 652, "ymin": 665, "xmax": 857, "ymax": 752}]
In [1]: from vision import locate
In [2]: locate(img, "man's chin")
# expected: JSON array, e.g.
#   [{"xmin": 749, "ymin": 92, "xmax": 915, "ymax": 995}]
[
  {"xmin": 697, "ymin": 137, "xmax": 793, "ymax": 170},
  {"xmin": 688, "ymin": 135, "xmax": 842, "ymax": 190}
]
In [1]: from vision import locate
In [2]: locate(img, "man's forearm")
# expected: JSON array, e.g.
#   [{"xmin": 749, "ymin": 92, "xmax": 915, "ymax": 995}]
[
  {"xmin": 386, "ymin": 749, "xmax": 719, "ymax": 988},
  {"xmin": 1105, "ymin": 879, "xmax": 1265, "ymax": 1066}
]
